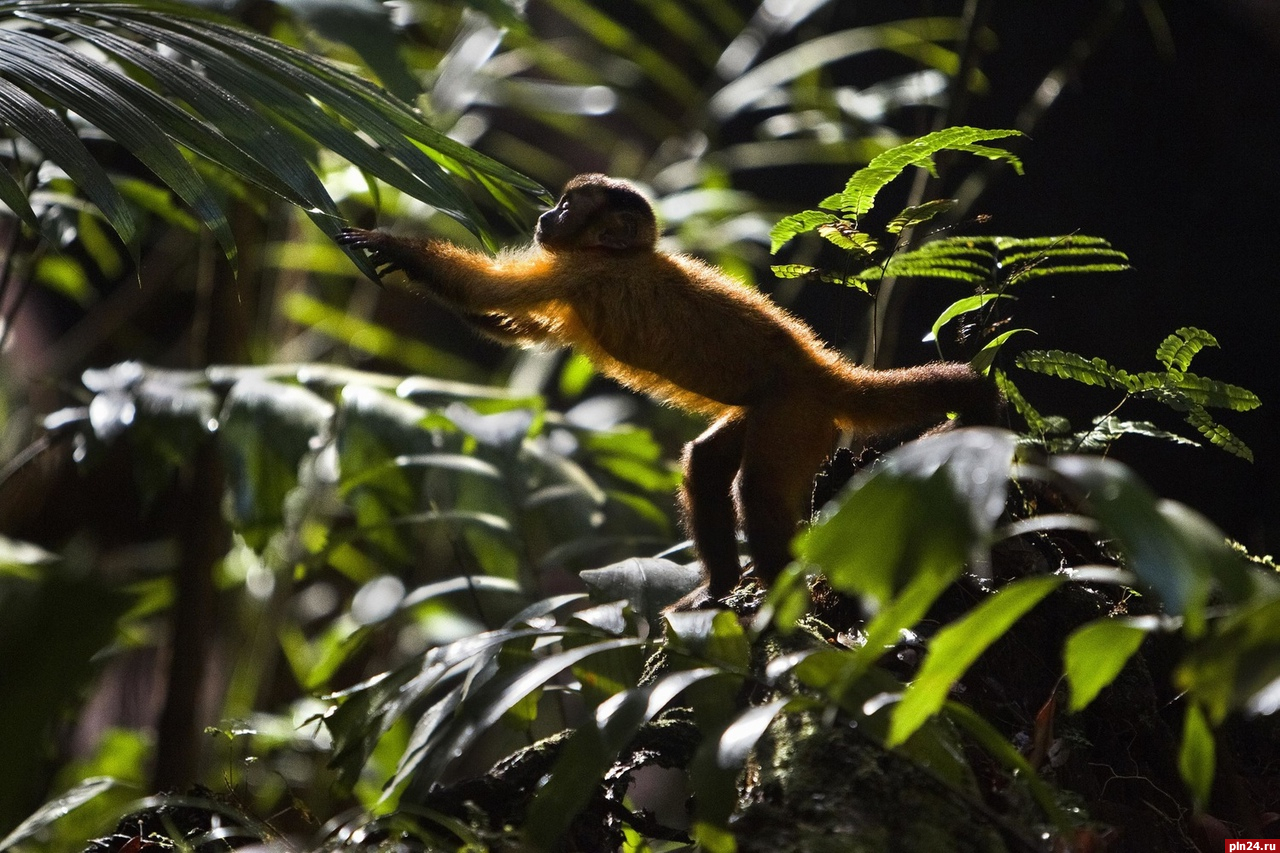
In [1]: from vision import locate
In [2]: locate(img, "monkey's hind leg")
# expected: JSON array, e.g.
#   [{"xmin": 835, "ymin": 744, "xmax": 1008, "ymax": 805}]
[
  {"xmin": 738, "ymin": 404, "xmax": 839, "ymax": 587},
  {"xmin": 680, "ymin": 413, "xmax": 747, "ymax": 600}
]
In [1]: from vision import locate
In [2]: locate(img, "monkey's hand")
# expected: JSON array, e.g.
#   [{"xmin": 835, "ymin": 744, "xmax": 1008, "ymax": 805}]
[{"xmin": 336, "ymin": 228, "xmax": 405, "ymax": 278}]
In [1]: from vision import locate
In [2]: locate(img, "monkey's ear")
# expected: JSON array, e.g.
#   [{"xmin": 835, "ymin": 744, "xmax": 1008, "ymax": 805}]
[{"xmin": 595, "ymin": 212, "xmax": 642, "ymax": 249}]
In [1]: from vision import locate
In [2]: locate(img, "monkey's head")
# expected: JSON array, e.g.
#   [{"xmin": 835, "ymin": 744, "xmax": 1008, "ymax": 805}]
[{"xmin": 535, "ymin": 174, "xmax": 658, "ymax": 252}]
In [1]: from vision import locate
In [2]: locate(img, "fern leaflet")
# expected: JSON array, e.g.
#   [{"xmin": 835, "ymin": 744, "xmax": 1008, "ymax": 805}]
[
  {"xmin": 1156, "ymin": 327, "xmax": 1219, "ymax": 372},
  {"xmin": 1016, "ymin": 350, "xmax": 1134, "ymax": 391}
]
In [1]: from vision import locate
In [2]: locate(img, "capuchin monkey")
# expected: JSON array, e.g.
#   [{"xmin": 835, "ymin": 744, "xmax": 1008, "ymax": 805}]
[{"xmin": 339, "ymin": 174, "xmax": 999, "ymax": 607}]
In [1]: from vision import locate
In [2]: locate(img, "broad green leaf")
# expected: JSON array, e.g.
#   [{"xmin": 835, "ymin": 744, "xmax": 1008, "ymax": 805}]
[
  {"xmin": 797, "ymin": 428, "xmax": 1015, "ymax": 605},
  {"xmin": 1050, "ymin": 456, "xmax": 1213, "ymax": 623},
  {"xmin": 930, "ymin": 293, "xmax": 1012, "ymax": 345},
  {"xmin": 1063, "ymin": 617, "xmax": 1156, "ymax": 712},
  {"xmin": 889, "ymin": 575, "xmax": 1062, "ymax": 745},
  {"xmin": 1177, "ymin": 596, "xmax": 1280, "ymax": 724},
  {"xmin": 1178, "ymin": 703, "xmax": 1215, "ymax": 809},
  {"xmin": 0, "ymin": 535, "xmax": 56, "ymax": 580},
  {"xmin": 665, "ymin": 609, "xmax": 750, "ymax": 670},
  {"xmin": 579, "ymin": 557, "xmax": 703, "ymax": 622},
  {"xmin": 1156, "ymin": 327, "xmax": 1218, "ymax": 372},
  {"xmin": 970, "ymin": 328, "xmax": 1033, "ymax": 375},
  {"xmin": 219, "ymin": 377, "xmax": 334, "ymax": 545}
]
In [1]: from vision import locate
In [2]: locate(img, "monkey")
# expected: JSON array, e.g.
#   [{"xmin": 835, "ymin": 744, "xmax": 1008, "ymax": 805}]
[{"xmin": 337, "ymin": 174, "xmax": 999, "ymax": 607}]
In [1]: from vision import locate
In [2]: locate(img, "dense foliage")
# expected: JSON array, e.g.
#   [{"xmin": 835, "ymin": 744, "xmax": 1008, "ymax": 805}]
[{"xmin": 0, "ymin": 3, "xmax": 1272, "ymax": 852}]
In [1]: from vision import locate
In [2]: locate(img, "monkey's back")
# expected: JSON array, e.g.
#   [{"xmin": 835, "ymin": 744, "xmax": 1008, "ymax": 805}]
[{"xmin": 554, "ymin": 251, "xmax": 843, "ymax": 414}]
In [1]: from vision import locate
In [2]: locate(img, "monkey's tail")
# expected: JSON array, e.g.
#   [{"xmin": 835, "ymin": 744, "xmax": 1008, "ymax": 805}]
[{"xmin": 826, "ymin": 361, "xmax": 1001, "ymax": 435}]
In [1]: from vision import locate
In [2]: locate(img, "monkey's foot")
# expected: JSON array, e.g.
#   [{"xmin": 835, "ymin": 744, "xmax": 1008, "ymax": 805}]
[{"xmin": 663, "ymin": 584, "xmax": 719, "ymax": 612}]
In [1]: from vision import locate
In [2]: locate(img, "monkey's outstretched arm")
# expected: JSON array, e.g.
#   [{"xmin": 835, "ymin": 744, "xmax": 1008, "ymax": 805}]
[{"xmin": 337, "ymin": 228, "xmax": 567, "ymax": 315}]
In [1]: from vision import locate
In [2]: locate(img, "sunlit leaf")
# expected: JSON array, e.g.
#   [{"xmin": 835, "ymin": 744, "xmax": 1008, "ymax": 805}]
[
  {"xmin": 889, "ymin": 575, "xmax": 1062, "ymax": 745},
  {"xmin": 1063, "ymin": 616, "xmax": 1159, "ymax": 712},
  {"xmin": 1178, "ymin": 703, "xmax": 1215, "ymax": 809}
]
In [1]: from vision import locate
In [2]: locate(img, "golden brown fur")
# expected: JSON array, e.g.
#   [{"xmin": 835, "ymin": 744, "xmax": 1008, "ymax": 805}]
[{"xmin": 339, "ymin": 174, "xmax": 998, "ymax": 605}]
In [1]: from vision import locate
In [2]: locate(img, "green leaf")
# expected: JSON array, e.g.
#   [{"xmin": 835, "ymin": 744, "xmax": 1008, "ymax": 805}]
[
  {"xmin": 1072, "ymin": 418, "xmax": 1201, "ymax": 453},
  {"xmin": 0, "ymin": 76, "xmax": 136, "ymax": 244},
  {"xmin": 1050, "ymin": 456, "xmax": 1214, "ymax": 623},
  {"xmin": 399, "ymin": 636, "xmax": 644, "ymax": 798},
  {"xmin": 944, "ymin": 701, "xmax": 1066, "ymax": 826},
  {"xmin": 1178, "ymin": 703, "xmax": 1215, "ymax": 809},
  {"xmin": 0, "ymin": 777, "xmax": 117, "ymax": 852},
  {"xmin": 690, "ymin": 699, "xmax": 790, "ymax": 829},
  {"xmin": 1063, "ymin": 617, "xmax": 1156, "ymax": 712},
  {"xmin": 0, "ymin": 30, "xmax": 237, "ymax": 266},
  {"xmin": 929, "ymin": 293, "xmax": 1012, "ymax": 345},
  {"xmin": 1155, "ymin": 327, "xmax": 1218, "ymax": 372},
  {"xmin": 970, "ymin": 328, "xmax": 1033, "ymax": 375},
  {"xmin": 1184, "ymin": 407, "xmax": 1253, "ymax": 462},
  {"xmin": 524, "ymin": 668, "xmax": 722, "ymax": 848},
  {"xmin": 993, "ymin": 370, "xmax": 1052, "ymax": 435},
  {"xmin": 797, "ymin": 428, "xmax": 1015, "ymax": 606},
  {"xmin": 665, "ymin": 609, "xmax": 750, "ymax": 670},
  {"xmin": 822, "ymin": 127, "xmax": 1021, "ymax": 219},
  {"xmin": 818, "ymin": 223, "xmax": 878, "ymax": 255},
  {"xmin": 579, "ymin": 557, "xmax": 703, "ymax": 623},
  {"xmin": 1161, "ymin": 372, "xmax": 1260, "ymax": 412},
  {"xmin": 770, "ymin": 263, "xmax": 818, "ymax": 279},
  {"xmin": 1017, "ymin": 349, "xmax": 1133, "ymax": 390},
  {"xmin": 889, "ymin": 575, "xmax": 1062, "ymax": 745},
  {"xmin": 886, "ymin": 198, "xmax": 958, "ymax": 234},
  {"xmin": 768, "ymin": 209, "xmax": 841, "ymax": 253}
]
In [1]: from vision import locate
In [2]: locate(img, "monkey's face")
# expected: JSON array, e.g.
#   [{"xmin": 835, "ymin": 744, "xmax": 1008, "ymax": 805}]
[
  {"xmin": 534, "ymin": 192, "xmax": 582, "ymax": 249},
  {"xmin": 535, "ymin": 176, "xmax": 659, "ymax": 252}
]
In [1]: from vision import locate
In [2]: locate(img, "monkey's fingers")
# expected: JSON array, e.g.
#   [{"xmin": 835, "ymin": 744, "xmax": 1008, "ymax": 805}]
[{"xmin": 335, "ymin": 227, "xmax": 379, "ymax": 248}]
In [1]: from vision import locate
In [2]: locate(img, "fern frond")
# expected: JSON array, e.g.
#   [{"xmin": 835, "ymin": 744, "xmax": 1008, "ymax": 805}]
[
  {"xmin": 821, "ymin": 127, "xmax": 1022, "ymax": 218},
  {"xmin": 818, "ymin": 225, "xmax": 878, "ymax": 255},
  {"xmin": 1016, "ymin": 350, "xmax": 1134, "ymax": 391},
  {"xmin": 995, "ymin": 370, "xmax": 1053, "ymax": 435},
  {"xmin": 769, "ymin": 210, "xmax": 843, "ymax": 253},
  {"xmin": 1158, "ymin": 372, "xmax": 1261, "ymax": 412},
  {"xmin": 880, "ymin": 257, "xmax": 991, "ymax": 284},
  {"xmin": 990, "ymin": 235, "xmax": 1118, "ymax": 252},
  {"xmin": 1083, "ymin": 418, "xmax": 1201, "ymax": 449},
  {"xmin": 1156, "ymin": 327, "xmax": 1219, "ymax": 372},
  {"xmin": 886, "ymin": 199, "xmax": 958, "ymax": 234},
  {"xmin": 997, "ymin": 247, "xmax": 1130, "ymax": 267},
  {"xmin": 770, "ymin": 264, "xmax": 817, "ymax": 279},
  {"xmin": 1006, "ymin": 263, "xmax": 1133, "ymax": 284},
  {"xmin": 1185, "ymin": 407, "xmax": 1254, "ymax": 462}
]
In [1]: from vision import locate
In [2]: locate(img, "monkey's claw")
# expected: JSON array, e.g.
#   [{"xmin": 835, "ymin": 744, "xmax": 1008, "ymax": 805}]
[{"xmin": 336, "ymin": 228, "xmax": 403, "ymax": 277}]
